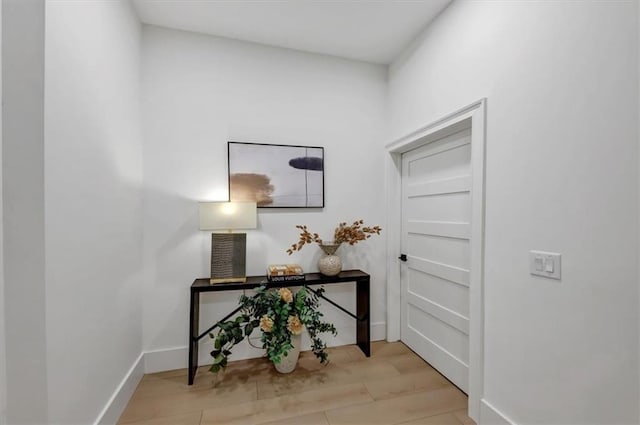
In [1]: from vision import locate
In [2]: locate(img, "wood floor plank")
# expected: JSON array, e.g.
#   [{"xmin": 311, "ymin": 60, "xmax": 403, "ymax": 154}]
[
  {"xmin": 134, "ymin": 371, "xmax": 249, "ymax": 400},
  {"xmin": 398, "ymin": 411, "xmax": 463, "ymax": 425},
  {"xmin": 364, "ymin": 368, "xmax": 451, "ymax": 400},
  {"xmin": 370, "ymin": 341, "xmax": 413, "ymax": 358},
  {"xmin": 385, "ymin": 352, "xmax": 436, "ymax": 374},
  {"xmin": 324, "ymin": 387, "xmax": 467, "ymax": 425},
  {"xmin": 116, "ymin": 411, "xmax": 203, "ymax": 425},
  {"xmin": 200, "ymin": 383, "xmax": 372, "ymax": 425},
  {"xmin": 203, "ymin": 357, "xmax": 278, "ymax": 388},
  {"xmin": 118, "ymin": 382, "xmax": 256, "ymax": 424},
  {"xmin": 260, "ymin": 411, "xmax": 329, "ymax": 425},
  {"xmin": 257, "ymin": 358, "xmax": 399, "ymax": 399}
]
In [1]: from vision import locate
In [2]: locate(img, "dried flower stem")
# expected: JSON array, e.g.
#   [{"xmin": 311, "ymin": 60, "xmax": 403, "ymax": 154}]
[{"xmin": 287, "ymin": 220, "xmax": 382, "ymax": 255}]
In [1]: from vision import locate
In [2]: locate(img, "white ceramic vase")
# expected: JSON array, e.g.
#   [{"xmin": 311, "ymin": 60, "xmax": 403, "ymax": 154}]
[
  {"xmin": 318, "ymin": 243, "xmax": 342, "ymax": 276},
  {"xmin": 274, "ymin": 332, "xmax": 302, "ymax": 374}
]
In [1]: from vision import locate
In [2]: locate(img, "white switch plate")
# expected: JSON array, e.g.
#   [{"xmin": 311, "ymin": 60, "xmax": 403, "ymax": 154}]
[{"xmin": 529, "ymin": 251, "xmax": 561, "ymax": 280}]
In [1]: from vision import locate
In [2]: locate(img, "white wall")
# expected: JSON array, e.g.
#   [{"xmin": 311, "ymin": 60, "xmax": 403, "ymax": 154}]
[
  {"xmin": 2, "ymin": 0, "xmax": 47, "ymax": 423},
  {"xmin": 141, "ymin": 26, "xmax": 388, "ymax": 369},
  {"xmin": 44, "ymin": 1, "xmax": 143, "ymax": 423},
  {"xmin": 389, "ymin": 2, "xmax": 638, "ymax": 424},
  {"xmin": 0, "ymin": 1, "xmax": 6, "ymax": 423}
]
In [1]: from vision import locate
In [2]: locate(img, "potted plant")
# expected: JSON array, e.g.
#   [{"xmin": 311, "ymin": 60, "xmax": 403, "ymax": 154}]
[
  {"xmin": 209, "ymin": 285, "xmax": 337, "ymax": 374},
  {"xmin": 287, "ymin": 219, "xmax": 382, "ymax": 276}
]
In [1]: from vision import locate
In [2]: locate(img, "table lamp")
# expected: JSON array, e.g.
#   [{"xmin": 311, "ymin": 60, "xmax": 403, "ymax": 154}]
[{"xmin": 199, "ymin": 201, "xmax": 257, "ymax": 284}]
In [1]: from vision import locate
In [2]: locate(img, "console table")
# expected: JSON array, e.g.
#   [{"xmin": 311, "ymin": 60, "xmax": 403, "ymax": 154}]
[{"xmin": 188, "ymin": 269, "xmax": 370, "ymax": 384}]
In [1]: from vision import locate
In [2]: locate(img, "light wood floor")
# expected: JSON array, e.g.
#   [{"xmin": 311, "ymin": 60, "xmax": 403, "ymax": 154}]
[{"xmin": 118, "ymin": 341, "xmax": 475, "ymax": 425}]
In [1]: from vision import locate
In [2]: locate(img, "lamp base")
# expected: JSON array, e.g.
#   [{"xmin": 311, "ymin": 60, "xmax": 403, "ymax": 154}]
[
  {"xmin": 210, "ymin": 276, "xmax": 247, "ymax": 285},
  {"xmin": 210, "ymin": 233, "xmax": 247, "ymax": 284}
]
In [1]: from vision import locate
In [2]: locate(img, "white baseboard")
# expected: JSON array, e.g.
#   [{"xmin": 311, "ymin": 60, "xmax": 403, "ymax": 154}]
[
  {"xmin": 144, "ymin": 346, "xmax": 188, "ymax": 374},
  {"xmin": 480, "ymin": 399, "xmax": 515, "ymax": 425},
  {"xmin": 370, "ymin": 321, "xmax": 386, "ymax": 341},
  {"xmin": 94, "ymin": 353, "xmax": 144, "ymax": 425},
  {"xmin": 144, "ymin": 321, "xmax": 386, "ymax": 374}
]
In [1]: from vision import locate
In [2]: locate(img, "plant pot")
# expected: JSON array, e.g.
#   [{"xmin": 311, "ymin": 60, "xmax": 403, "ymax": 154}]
[
  {"xmin": 274, "ymin": 333, "xmax": 302, "ymax": 373},
  {"xmin": 318, "ymin": 243, "xmax": 342, "ymax": 276}
]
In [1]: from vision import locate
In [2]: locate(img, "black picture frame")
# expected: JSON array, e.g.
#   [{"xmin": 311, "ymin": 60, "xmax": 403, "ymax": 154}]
[{"xmin": 228, "ymin": 141, "xmax": 325, "ymax": 208}]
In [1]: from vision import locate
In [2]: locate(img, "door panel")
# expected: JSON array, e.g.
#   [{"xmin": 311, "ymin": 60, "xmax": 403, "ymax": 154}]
[
  {"xmin": 401, "ymin": 127, "xmax": 472, "ymax": 392},
  {"xmin": 407, "ymin": 269, "xmax": 470, "ymax": 318},
  {"xmin": 406, "ymin": 192, "xmax": 471, "ymax": 223},
  {"xmin": 408, "ymin": 144, "xmax": 471, "ymax": 182},
  {"xmin": 407, "ymin": 304, "xmax": 469, "ymax": 364},
  {"xmin": 407, "ymin": 234, "xmax": 470, "ymax": 269}
]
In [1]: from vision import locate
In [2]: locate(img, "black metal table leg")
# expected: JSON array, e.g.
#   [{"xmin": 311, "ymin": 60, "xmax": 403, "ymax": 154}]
[
  {"xmin": 356, "ymin": 276, "xmax": 371, "ymax": 357},
  {"xmin": 188, "ymin": 289, "xmax": 200, "ymax": 385}
]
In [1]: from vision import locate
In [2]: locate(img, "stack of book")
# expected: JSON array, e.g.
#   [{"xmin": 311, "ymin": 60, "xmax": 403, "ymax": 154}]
[{"xmin": 267, "ymin": 264, "xmax": 305, "ymax": 282}]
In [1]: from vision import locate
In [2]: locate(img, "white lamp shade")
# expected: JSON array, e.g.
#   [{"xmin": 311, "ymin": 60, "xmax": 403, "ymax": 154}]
[{"xmin": 199, "ymin": 201, "xmax": 257, "ymax": 230}]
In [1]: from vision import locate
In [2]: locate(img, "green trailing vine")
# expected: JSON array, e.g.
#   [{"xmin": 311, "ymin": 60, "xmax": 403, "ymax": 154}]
[{"xmin": 209, "ymin": 285, "xmax": 337, "ymax": 373}]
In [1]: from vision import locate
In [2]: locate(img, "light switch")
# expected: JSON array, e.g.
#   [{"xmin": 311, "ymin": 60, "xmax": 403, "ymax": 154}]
[
  {"xmin": 529, "ymin": 251, "xmax": 561, "ymax": 280},
  {"xmin": 534, "ymin": 257, "xmax": 544, "ymax": 271},
  {"xmin": 544, "ymin": 258, "xmax": 554, "ymax": 273}
]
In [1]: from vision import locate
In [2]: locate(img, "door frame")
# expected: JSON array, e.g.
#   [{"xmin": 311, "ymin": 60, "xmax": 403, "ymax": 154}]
[{"xmin": 384, "ymin": 99, "xmax": 486, "ymax": 421}]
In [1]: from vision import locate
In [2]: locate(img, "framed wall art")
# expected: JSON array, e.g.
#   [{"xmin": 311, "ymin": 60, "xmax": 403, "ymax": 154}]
[{"xmin": 228, "ymin": 141, "xmax": 324, "ymax": 208}]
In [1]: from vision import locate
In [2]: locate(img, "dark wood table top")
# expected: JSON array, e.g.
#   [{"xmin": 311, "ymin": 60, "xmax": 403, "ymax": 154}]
[{"xmin": 191, "ymin": 269, "xmax": 369, "ymax": 292}]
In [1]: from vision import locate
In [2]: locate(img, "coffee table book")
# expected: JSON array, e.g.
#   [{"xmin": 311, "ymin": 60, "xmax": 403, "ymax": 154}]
[{"xmin": 267, "ymin": 264, "xmax": 305, "ymax": 282}]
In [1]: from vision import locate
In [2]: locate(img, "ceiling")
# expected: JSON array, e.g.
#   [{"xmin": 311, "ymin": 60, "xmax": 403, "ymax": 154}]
[{"xmin": 132, "ymin": 0, "xmax": 452, "ymax": 65}]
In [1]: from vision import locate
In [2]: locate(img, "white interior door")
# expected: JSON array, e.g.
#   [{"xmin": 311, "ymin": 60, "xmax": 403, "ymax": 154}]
[{"xmin": 400, "ymin": 127, "xmax": 472, "ymax": 392}]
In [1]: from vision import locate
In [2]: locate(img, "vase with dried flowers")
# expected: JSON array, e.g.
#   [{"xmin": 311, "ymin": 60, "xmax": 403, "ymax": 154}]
[
  {"xmin": 287, "ymin": 220, "xmax": 382, "ymax": 276},
  {"xmin": 209, "ymin": 285, "xmax": 337, "ymax": 374}
]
